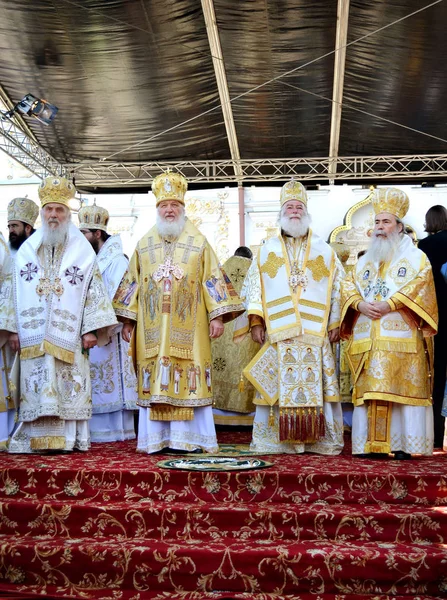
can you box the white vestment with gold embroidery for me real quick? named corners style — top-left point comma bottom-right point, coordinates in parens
top-left (9, 225), bottom-right (118, 453)
top-left (88, 235), bottom-right (137, 442)
top-left (0, 233), bottom-right (16, 450)
top-left (341, 234), bottom-right (437, 455)
top-left (244, 230), bottom-right (344, 454)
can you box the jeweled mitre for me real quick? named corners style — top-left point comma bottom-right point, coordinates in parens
top-left (38, 176), bottom-right (76, 208)
top-left (280, 179), bottom-right (308, 208)
top-left (78, 203), bottom-right (110, 232)
top-left (7, 197), bottom-right (39, 227)
top-left (373, 187), bottom-right (409, 220)
top-left (152, 171), bottom-right (188, 206)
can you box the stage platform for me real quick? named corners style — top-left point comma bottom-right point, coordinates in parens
top-left (0, 429), bottom-right (446, 600)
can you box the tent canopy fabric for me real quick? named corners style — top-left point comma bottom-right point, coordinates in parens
top-left (1, 0), bottom-right (446, 189)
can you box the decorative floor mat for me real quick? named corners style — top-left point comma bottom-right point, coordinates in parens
top-left (157, 456), bottom-right (274, 471)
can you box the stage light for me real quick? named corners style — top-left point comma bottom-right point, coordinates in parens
top-left (3, 93), bottom-right (58, 125)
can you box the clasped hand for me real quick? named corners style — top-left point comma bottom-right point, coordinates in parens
top-left (358, 300), bottom-right (391, 320)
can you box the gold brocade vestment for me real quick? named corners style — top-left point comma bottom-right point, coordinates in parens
top-left (243, 232), bottom-right (345, 452)
top-left (212, 256), bottom-right (258, 422)
top-left (340, 235), bottom-right (438, 453)
top-left (113, 219), bottom-right (243, 421)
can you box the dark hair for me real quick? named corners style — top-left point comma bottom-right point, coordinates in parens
top-left (18, 221), bottom-right (35, 234)
top-left (90, 229), bottom-right (110, 242)
top-left (424, 205), bottom-right (447, 233)
top-left (234, 246), bottom-right (253, 259)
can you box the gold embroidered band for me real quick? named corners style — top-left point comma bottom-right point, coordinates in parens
top-left (269, 308), bottom-right (296, 322)
top-left (150, 404), bottom-right (194, 421)
top-left (299, 312), bottom-right (324, 323)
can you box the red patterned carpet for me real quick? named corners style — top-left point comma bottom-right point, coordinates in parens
top-left (0, 430), bottom-right (446, 600)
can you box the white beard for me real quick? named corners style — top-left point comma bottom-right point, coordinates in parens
top-left (42, 215), bottom-right (71, 246)
top-left (279, 213), bottom-right (311, 239)
top-left (156, 211), bottom-right (186, 240)
top-left (365, 230), bottom-right (401, 263)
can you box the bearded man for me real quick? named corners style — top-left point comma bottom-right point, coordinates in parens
top-left (8, 176), bottom-right (118, 453)
top-left (7, 197), bottom-right (39, 256)
top-left (243, 179), bottom-right (344, 454)
top-left (113, 171), bottom-right (243, 454)
top-left (79, 202), bottom-right (137, 442)
top-left (340, 188), bottom-right (438, 459)
top-left (0, 198), bottom-right (39, 449)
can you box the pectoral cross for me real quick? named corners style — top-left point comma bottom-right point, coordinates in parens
top-left (36, 276), bottom-right (64, 301)
top-left (153, 256), bottom-right (184, 283)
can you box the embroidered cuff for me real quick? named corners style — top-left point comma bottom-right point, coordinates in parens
top-left (353, 299), bottom-right (362, 311)
top-left (249, 314), bottom-right (265, 328)
top-left (387, 297), bottom-right (403, 311)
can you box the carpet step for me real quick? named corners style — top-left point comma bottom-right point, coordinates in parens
top-left (0, 588), bottom-right (445, 600)
top-left (1, 499), bottom-right (446, 544)
top-left (0, 537), bottom-right (446, 597)
top-left (0, 589), bottom-right (445, 600)
top-left (2, 457), bottom-right (447, 505)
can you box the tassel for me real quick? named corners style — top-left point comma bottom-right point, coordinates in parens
top-left (291, 408), bottom-right (297, 441)
top-left (319, 408), bottom-right (325, 438)
top-left (238, 374), bottom-right (245, 392)
top-left (268, 405), bottom-right (275, 427)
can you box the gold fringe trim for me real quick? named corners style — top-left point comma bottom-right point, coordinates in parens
top-left (20, 345), bottom-right (45, 360)
top-left (144, 345), bottom-right (160, 359)
top-left (238, 374), bottom-right (245, 392)
top-left (150, 404), bottom-right (194, 421)
top-left (349, 339), bottom-right (372, 355)
top-left (213, 414), bottom-right (254, 426)
top-left (169, 345), bottom-right (193, 361)
top-left (41, 340), bottom-right (74, 365)
top-left (374, 339), bottom-right (417, 353)
top-left (30, 436), bottom-right (66, 450)
top-left (269, 325), bottom-right (302, 345)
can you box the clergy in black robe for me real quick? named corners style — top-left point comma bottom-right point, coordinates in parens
top-left (418, 205), bottom-right (447, 448)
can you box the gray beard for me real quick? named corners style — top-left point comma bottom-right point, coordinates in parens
top-left (279, 213), bottom-right (311, 239)
top-left (156, 212), bottom-right (186, 240)
top-left (42, 219), bottom-right (70, 247)
top-left (365, 230), bottom-right (401, 263)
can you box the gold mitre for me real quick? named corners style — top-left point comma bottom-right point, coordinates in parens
top-left (152, 171), bottom-right (188, 206)
top-left (78, 202), bottom-right (110, 232)
top-left (373, 187), bottom-right (409, 220)
top-left (280, 179), bottom-right (308, 207)
top-left (38, 176), bottom-right (76, 208)
top-left (7, 197), bottom-right (39, 227)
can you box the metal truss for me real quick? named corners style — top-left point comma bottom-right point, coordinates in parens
top-left (66, 155), bottom-right (447, 187)
top-left (0, 113), bottom-right (65, 179)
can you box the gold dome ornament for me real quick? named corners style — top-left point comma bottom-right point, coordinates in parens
top-left (152, 170), bottom-right (188, 206)
top-left (78, 201), bottom-right (110, 232)
top-left (280, 179), bottom-right (308, 208)
top-left (372, 188), bottom-right (410, 220)
top-left (38, 176), bottom-right (76, 208)
top-left (7, 197), bottom-right (39, 227)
